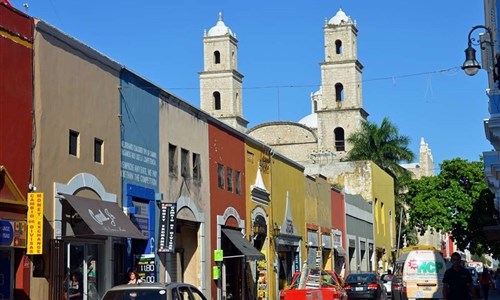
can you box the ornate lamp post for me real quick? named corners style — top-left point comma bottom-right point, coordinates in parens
top-left (462, 25), bottom-right (496, 77)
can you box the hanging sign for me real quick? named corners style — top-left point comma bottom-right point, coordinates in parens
top-left (27, 192), bottom-right (44, 254)
top-left (157, 203), bottom-right (176, 253)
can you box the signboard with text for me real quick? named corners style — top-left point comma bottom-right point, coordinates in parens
top-left (27, 192), bottom-right (43, 254)
top-left (135, 253), bottom-right (156, 283)
top-left (157, 203), bottom-right (176, 253)
top-left (0, 220), bottom-right (26, 248)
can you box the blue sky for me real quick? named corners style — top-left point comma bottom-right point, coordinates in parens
top-left (16, 0), bottom-right (492, 171)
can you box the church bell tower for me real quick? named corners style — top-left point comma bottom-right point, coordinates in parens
top-left (199, 13), bottom-right (248, 132)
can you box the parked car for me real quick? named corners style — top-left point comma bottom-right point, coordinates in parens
top-left (101, 282), bottom-right (207, 300)
top-left (280, 268), bottom-right (348, 300)
top-left (344, 272), bottom-right (387, 300)
top-left (466, 266), bottom-right (482, 298)
top-left (381, 273), bottom-right (393, 295)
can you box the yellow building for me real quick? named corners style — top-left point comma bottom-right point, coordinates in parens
top-left (370, 163), bottom-right (396, 271)
top-left (270, 154), bottom-right (305, 298)
top-left (244, 141), bottom-right (272, 300)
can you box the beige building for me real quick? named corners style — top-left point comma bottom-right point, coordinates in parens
top-left (32, 20), bottom-right (128, 299)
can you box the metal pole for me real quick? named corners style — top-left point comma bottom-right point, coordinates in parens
top-left (397, 207), bottom-right (403, 256)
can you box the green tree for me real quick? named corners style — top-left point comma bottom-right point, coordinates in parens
top-left (404, 158), bottom-right (499, 255)
top-left (346, 117), bottom-right (416, 248)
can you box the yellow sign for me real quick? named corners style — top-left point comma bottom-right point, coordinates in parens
top-left (214, 249), bottom-right (223, 262)
top-left (27, 193), bottom-right (44, 255)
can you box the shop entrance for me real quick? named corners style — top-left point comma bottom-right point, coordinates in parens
top-left (64, 242), bottom-right (101, 300)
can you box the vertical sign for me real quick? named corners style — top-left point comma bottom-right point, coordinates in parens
top-left (157, 203), bottom-right (176, 253)
top-left (27, 192), bottom-right (43, 255)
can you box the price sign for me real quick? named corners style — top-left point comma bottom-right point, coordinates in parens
top-left (135, 254), bottom-right (156, 283)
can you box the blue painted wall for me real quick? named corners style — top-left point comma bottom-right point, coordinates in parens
top-left (120, 70), bottom-right (159, 262)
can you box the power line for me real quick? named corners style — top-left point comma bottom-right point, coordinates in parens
top-left (167, 66), bottom-right (461, 91)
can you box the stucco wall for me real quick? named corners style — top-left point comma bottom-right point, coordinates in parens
top-left (33, 21), bottom-right (122, 233)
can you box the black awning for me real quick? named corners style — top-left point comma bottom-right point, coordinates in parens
top-left (60, 193), bottom-right (147, 240)
top-left (222, 228), bottom-right (265, 261)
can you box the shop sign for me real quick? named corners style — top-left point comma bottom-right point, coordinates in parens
top-left (157, 203), bottom-right (176, 253)
top-left (27, 192), bottom-right (43, 255)
top-left (135, 253), bottom-right (156, 283)
top-left (0, 220), bottom-right (26, 248)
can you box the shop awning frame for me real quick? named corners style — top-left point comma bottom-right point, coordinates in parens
top-left (222, 228), bottom-right (265, 261)
top-left (59, 193), bottom-right (147, 240)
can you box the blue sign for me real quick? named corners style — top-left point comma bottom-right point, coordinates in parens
top-left (0, 221), bottom-right (13, 246)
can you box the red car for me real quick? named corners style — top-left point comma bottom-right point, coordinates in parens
top-left (280, 268), bottom-right (347, 300)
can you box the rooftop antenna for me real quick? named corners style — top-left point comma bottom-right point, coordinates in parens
top-left (23, 3), bottom-right (28, 13)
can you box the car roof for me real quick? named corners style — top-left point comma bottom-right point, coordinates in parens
top-left (105, 282), bottom-right (194, 291)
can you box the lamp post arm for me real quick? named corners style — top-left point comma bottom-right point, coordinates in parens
top-left (467, 25), bottom-right (495, 71)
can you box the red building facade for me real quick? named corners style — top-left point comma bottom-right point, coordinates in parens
top-left (208, 122), bottom-right (251, 300)
top-left (331, 187), bottom-right (347, 277)
top-left (0, 2), bottom-right (33, 299)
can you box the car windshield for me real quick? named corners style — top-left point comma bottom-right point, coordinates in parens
top-left (103, 288), bottom-right (167, 300)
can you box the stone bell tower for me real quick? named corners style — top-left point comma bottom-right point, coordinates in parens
top-left (199, 13), bottom-right (248, 132)
top-left (316, 9), bottom-right (368, 160)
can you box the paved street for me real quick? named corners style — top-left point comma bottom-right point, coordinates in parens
top-left (486, 287), bottom-right (500, 300)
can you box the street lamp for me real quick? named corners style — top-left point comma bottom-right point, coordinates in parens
top-left (462, 25), bottom-right (495, 77)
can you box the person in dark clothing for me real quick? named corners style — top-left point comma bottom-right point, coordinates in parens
top-left (442, 252), bottom-right (477, 300)
top-left (479, 268), bottom-right (493, 300)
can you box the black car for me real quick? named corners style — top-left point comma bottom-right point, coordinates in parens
top-left (344, 272), bottom-right (387, 300)
top-left (101, 282), bottom-right (207, 300)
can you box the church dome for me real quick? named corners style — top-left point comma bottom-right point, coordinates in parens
top-left (328, 8), bottom-right (351, 25)
top-left (298, 113), bottom-right (318, 129)
top-left (207, 12), bottom-right (234, 37)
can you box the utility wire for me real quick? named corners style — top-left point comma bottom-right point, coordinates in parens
top-left (165, 66), bottom-right (461, 91)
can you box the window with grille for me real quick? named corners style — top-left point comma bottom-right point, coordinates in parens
top-left (169, 143), bottom-right (178, 176)
top-left (227, 167), bottom-right (233, 192)
top-left (235, 170), bottom-right (241, 195)
top-left (218, 164), bottom-right (224, 189)
top-left (334, 127), bottom-right (345, 151)
top-left (94, 138), bottom-right (103, 163)
top-left (181, 148), bottom-right (190, 179)
top-left (192, 152), bottom-right (201, 181)
top-left (69, 130), bottom-right (79, 157)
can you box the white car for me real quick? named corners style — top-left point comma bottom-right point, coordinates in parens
top-left (102, 282), bottom-right (207, 300)
top-left (380, 273), bottom-right (393, 295)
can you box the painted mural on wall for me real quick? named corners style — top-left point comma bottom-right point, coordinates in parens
top-left (119, 70), bottom-right (160, 194)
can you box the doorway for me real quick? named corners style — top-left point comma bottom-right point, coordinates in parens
top-left (64, 242), bottom-right (101, 300)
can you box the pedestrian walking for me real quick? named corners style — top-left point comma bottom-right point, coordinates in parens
top-left (442, 252), bottom-right (478, 300)
top-left (479, 268), bottom-right (493, 300)
top-left (495, 269), bottom-right (500, 291)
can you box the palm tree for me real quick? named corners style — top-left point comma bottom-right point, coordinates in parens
top-left (346, 117), bottom-right (414, 180)
top-left (346, 117), bottom-right (417, 248)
